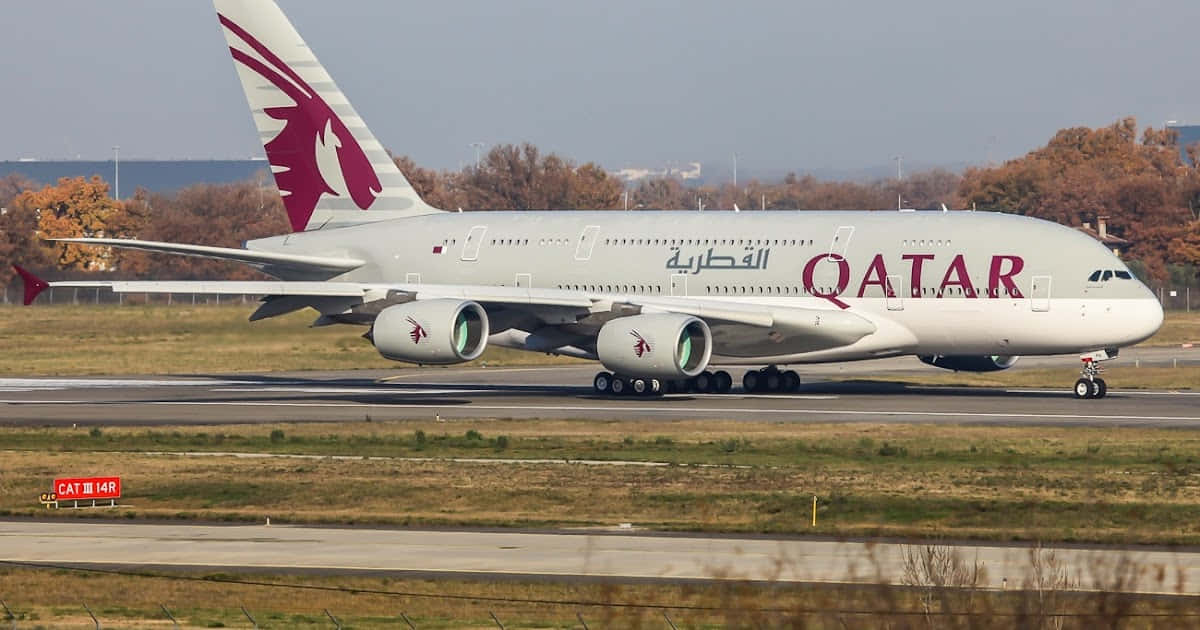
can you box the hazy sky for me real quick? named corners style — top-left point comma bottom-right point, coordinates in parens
top-left (4, 1), bottom-right (1199, 176)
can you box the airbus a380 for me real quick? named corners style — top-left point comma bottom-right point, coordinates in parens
top-left (15, 0), bottom-right (1163, 400)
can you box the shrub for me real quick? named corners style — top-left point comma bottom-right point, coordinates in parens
top-left (269, 429), bottom-right (285, 444)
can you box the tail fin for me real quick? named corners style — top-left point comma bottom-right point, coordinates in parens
top-left (213, 0), bottom-right (440, 232)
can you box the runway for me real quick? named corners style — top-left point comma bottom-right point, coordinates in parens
top-left (1, 520), bottom-right (1196, 594)
top-left (0, 347), bottom-right (1197, 427)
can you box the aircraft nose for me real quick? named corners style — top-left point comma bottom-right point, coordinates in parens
top-left (1127, 295), bottom-right (1164, 346)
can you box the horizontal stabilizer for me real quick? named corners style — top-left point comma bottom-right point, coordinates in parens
top-left (51, 238), bottom-right (363, 278)
top-left (45, 280), bottom-right (370, 297)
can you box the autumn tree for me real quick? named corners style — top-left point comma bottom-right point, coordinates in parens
top-left (959, 117), bottom-right (1196, 282)
top-left (7, 176), bottom-right (121, 271)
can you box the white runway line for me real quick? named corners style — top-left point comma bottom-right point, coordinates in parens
top-left (0, 377), bottom-right (247, 390)
top-left (123, 401), bottom-right (1200, 422)
top-left (208, 387), bottom-right (488, 395)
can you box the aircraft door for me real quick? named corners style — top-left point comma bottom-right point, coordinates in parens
top-left (1031, 275), bottom-right (1051, 312)
top-left (828, 226), bottom-right (854, 260)
top-left (575, 225), bottom-right (600, 261)
top-left (669, 273), bottom-right (688, 297)
top-left (515, 273), bottom-right (532, 288)
top-left (461, 226), bottom-right (487, 261)
top-left (886, 274), bottom-right (903, 311)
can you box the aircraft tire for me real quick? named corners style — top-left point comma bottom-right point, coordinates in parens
top-left (714, 371), bottom-right (733, 394)
top-left (783, 370), bottom-right (801, 392)
top-left (1073, 378), bottom-right (1095, 399)
top-left (610, 377), bottom-right (628, 396)
top-left (742, 370), bottom-right (761, 393)
top-left (593, 372), bottom-right (613, 394)
top-left (632, 378), bottom-right (647, 395)
top-left (693, 371), bottom-right (714, 393)
top-left (765, 372), bottom-right (782, 392)
top-left (1095, 378), bottom-right (1107, 399)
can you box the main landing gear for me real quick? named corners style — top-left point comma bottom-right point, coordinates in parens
top-left (592, 366), bottom-right (800, 396)
top-left (1073, 350), bottom-right (1115, 399)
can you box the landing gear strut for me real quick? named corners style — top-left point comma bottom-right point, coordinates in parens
top-left (1073, 351), bottom-right (1112, 400)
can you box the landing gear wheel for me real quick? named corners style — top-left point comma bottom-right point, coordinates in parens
top-left (693, 371), bottom-right (714, 393)
top-left (764, 371), bottom-right (782, 392)
top-left (631, 378), bottom-right (648, 395)
top-left (593, 372), bottom-right (613, 395)
top-left (1094, 378), bottom-right (1107, 399)
top-left (1073, 378), bottom-right (1096, 399)
top-left (742, 370), bottom-right (761, 393)
top-left (783, 370), bottom-right (801, 392)
top-left (610, 377), bottom-right (628, 396)
top-left (713, 371), bottom-right (733, 394)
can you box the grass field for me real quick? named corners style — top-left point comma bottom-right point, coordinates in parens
top-left (2, 560), bottom-right (1197, 629)
top-left (0, 304), bottom-right (1194, 377)
top-left (0, 303), bottom-right (580, 376)
top-left (6, 420), bottom-right (1200, 545)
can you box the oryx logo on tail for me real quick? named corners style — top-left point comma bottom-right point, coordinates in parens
top-left (407, 317), bottom-right (428, 344)
top-left (218, 14), bottom-right (381, 233)
top-left (631, 331), bottom-right (651, 358)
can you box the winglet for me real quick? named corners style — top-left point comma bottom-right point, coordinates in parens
top-left (12, 265), bottom-right (49, 305)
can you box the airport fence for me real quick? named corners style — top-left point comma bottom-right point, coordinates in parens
top-left (1154, 285), bottom-right (1198, 312)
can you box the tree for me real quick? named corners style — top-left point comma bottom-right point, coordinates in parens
top-left (9, 176), bottom-right (121, 271)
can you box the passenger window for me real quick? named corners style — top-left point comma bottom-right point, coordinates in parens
top-left (1088, 270), bottom-right (1101, 282)
top-left (1101, 270), bottom-right (1113, 281)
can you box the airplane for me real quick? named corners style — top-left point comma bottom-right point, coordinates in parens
top-left (13, 0), bottom-right (1163, 401)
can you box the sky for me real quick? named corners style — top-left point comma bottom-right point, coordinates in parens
top-left (3, 0), bottom-right (1200, 178)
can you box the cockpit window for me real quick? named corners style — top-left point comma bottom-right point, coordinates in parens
top-left (1088, 270), bottom-right (1102, 282)
top-left (1114, 270), bottom-right (1132, 280)
top-left (1101, 270), bottom-right (1113, 281)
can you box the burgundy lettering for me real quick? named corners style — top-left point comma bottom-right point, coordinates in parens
top-left (856, 254), bottom-right (894, 298)
top-left (937, 254), bottom-right (976, 297)
top-left (988, 255), bottom-right (1025, 298)
top-left (901, 254), bottom-right (935, 298)
top-left (802, 253), bottom-right (851, 309)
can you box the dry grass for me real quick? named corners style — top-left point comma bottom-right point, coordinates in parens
top-left (2, 556), bottom-right (1199, 629)
top-left (1142, 311), bottom-right (1200, 347)
top-left (0, 304), bottom-right (580, 376)
top-left (7, 421), bottom-right (1200, 544)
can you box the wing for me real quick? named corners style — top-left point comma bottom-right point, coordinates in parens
top-left (19, 265), bottom-right (874, 358)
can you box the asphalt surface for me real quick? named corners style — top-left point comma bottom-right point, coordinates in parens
top-left (1, 520), bottom-right (1196, 594)
top-left (0, 347), bottom-right (1197, 427)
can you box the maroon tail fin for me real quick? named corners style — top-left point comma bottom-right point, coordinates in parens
top-left (12, 265), bottom-right (49, 305)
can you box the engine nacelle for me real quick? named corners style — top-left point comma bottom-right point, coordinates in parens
top-left (597, 314), bottom-right (712, 379)
top-left (371, 300), bottom-right (489, 364)
top-left (918, 355), bottom-right (1020, 372)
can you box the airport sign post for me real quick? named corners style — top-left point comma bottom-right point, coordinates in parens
top-left (49, 476), bottom-right (121, 509)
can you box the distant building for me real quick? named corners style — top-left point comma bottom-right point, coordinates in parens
top-left (613, 162), bottom-right (702, 184)
top-left (1166, 123), bottom-right (1200, 165)
top-left (1077, 216), bottom-right (1130, 256)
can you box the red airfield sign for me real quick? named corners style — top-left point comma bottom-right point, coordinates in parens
top-left (54, 477), bottom-right (121, 501)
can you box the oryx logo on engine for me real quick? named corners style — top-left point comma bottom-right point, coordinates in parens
top-left (630, 331), bottom-right (651, 358)
top-left (407, 317), bottom-right (428, 344)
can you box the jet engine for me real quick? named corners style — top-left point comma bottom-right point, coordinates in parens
top-left (597, 314), bottom-right (712, 379)
top-left (370, 300), bottom-right (489, 364)
top-left (918, 355), bottom-right (1020, 372)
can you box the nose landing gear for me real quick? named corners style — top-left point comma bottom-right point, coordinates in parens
top-left (1073, 350), bottom-right (1114, 399)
